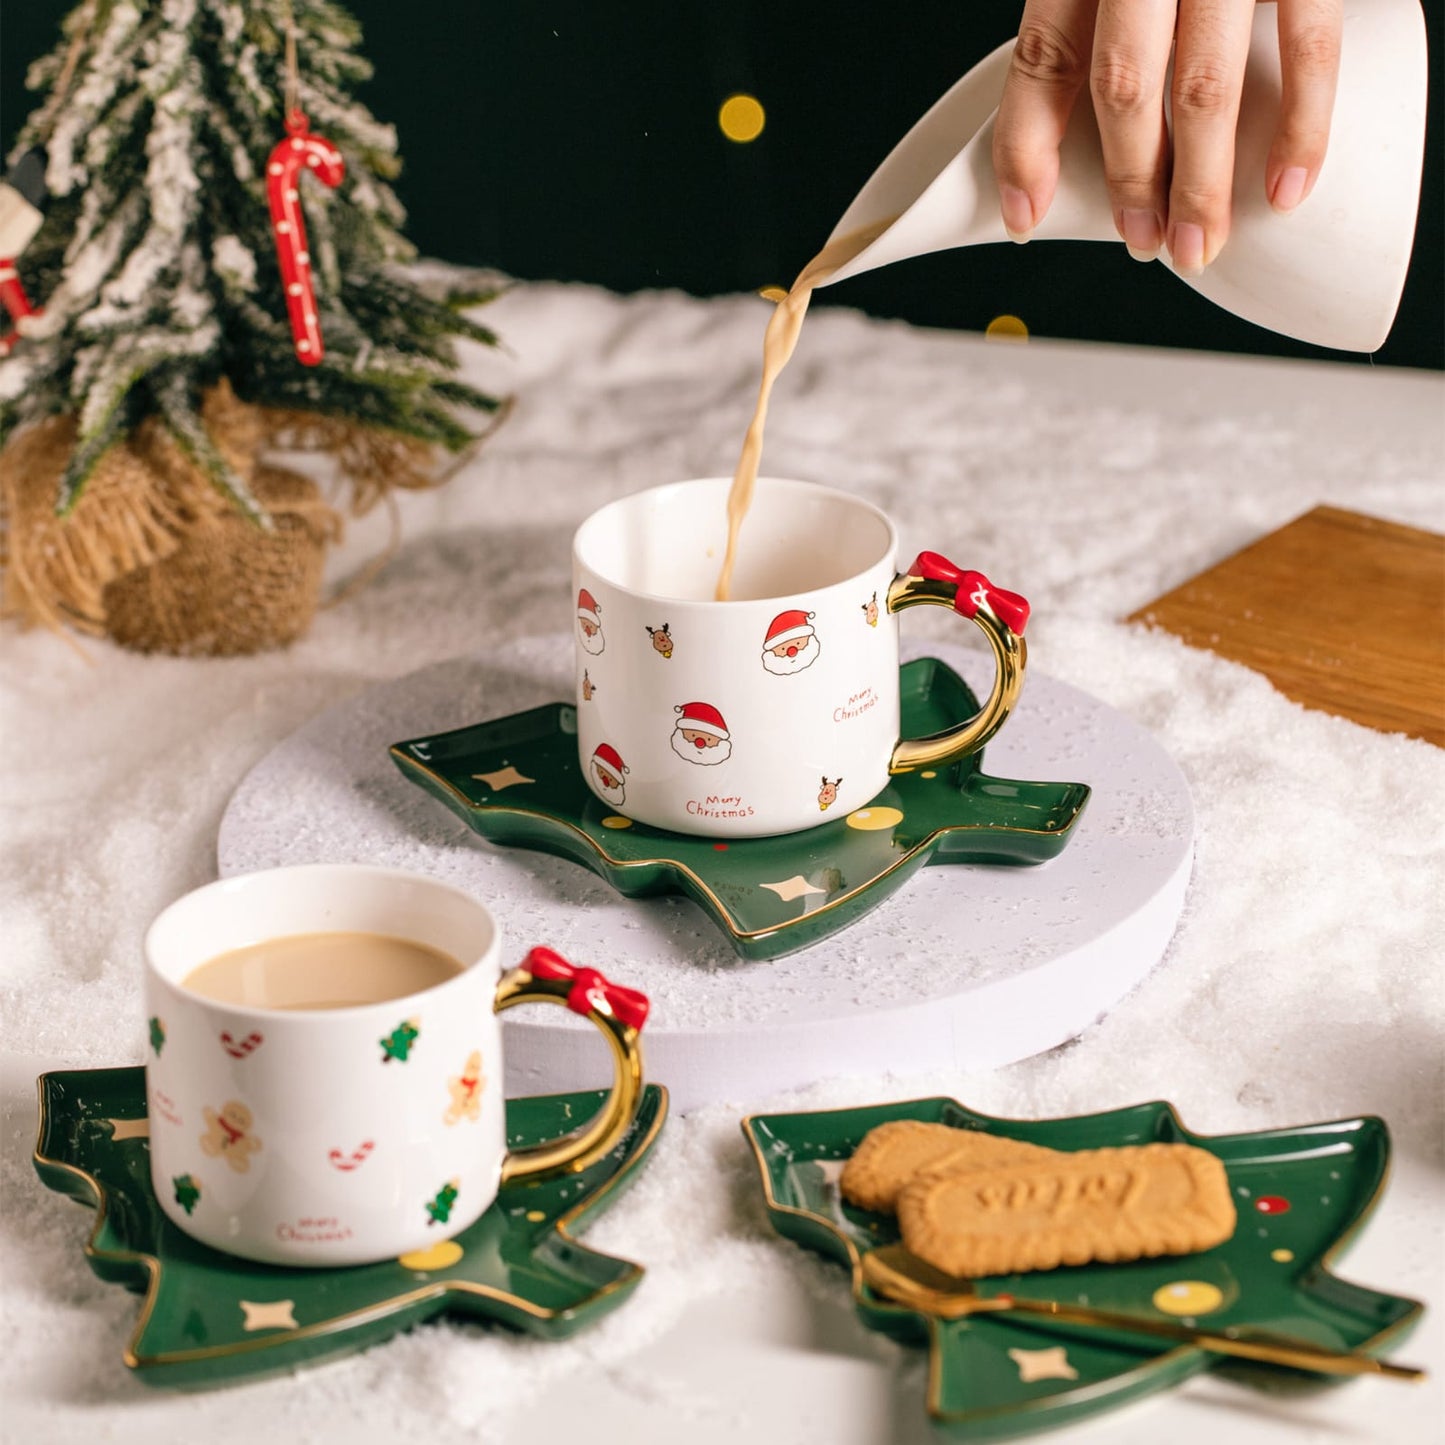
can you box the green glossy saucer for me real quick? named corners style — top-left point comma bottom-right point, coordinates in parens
top-left (390, 657), bottom-right (1090, 961)
top-left (34, 1068), bottom-right (668, 1388)
top-left (743, 1097), bottom-right (1422, 1441)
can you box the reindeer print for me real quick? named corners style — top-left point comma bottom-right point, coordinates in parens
top-left (645, 622), bottom-right (674, 659)
top-left (818, 776), bottom-right (843, 811)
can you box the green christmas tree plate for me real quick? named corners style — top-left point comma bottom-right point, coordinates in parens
top-left (742, 1097), bottom-right (1423, 1440)
top-left (389, 657), bottom-right (1090, 961)
top-left (34, 1067), bottom-right (668, 1388)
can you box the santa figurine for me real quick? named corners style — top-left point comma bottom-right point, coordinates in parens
top-left (761, 609), bottom-right (819, 676)
top-left (577, 588), bottom-right (605, 655)
top-left (589, 743), bottom-right (629, 806)
top-left (671, 702), bottom-right (732, 765)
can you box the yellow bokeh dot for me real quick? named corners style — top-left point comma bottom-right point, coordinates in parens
top-left (601, 815), bottom-right (633, 830)
top-left (1271, 1248), bottom-right (1295, 1263)
top-left (920, 770), bottom-right (937, 779)
top-left (398, 1240), bottom-right (464, 1271)
top-left (719, 94), bottom-right (766, 143)
top-left (758, 284), bottom-right (789, 303)
top-left (846, 806), bottom-right (905, 832)
top-left (1152, 1280), bottom-right (1225, 1317)
top-left (985, 314), bottom-right (1029, 343)
top-left (525, 1209), bottom-right (546, 1222)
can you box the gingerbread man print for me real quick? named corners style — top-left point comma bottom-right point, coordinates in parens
top-left (200, 1100), bottom-right (262, 1174)
top-left (444, 1050), bottom-right (485, 1126)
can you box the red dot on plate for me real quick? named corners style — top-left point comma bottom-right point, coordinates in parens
top-left (1255, 1195), bottom-right (1290, 1214)
top-left (713, 843), bottom-right (729, 851)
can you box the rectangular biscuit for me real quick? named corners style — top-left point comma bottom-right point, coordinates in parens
top-left (839, 1119), bottom-right (1060, 1214)
top-left (897, 1142), bottom-right (1237, 1278)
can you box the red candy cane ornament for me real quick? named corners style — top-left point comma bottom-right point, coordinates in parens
top-left (0, 260), bottom-right (39, 357)
top-left (266, 112), bottom-right (344, 366)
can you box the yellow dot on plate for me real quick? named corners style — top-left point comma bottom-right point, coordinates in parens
top-left (719, 93), bottom-right (766, 143)
top-left (758, 285), bottom-right (789, 303)
top-left (920, 770), bottom-right (937, 779)
top-left (1271, 1248), bottom-right (1294, 1263)
top-left (601, 815), bottom-right (633, 829)
top-left (398, 1240), bottom-right (464, 1271)
top-left (846, 805), bottom-right (904, 832)
top-left (525, 1209), bottom-right (546, 1222)
top-left (1152, 1280), bottom-right (1225, 1316)
top-left (985, 313), bottom-right (1029, 343)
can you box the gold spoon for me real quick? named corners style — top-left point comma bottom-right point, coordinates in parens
top-left (860, 1245), bottom-right (1425, 1381)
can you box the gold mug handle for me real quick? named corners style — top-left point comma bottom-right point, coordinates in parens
top-left (493, 947), bottom-right (648, 1184)
top-left (886, 551), bottom-right (1030, 774)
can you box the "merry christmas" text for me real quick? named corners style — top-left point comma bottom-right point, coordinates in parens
top-left (687, 796), bottom-right (755, 819)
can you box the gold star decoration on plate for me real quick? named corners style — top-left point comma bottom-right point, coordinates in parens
top-left (471, 765), bottom-right (535, 791)
top-left (1008, 1345), bottom-right (1079, 1383)
top-left (758, 875), bottom-right (828, 902)
top-left (239, 1299), bottom-right (298, 1332)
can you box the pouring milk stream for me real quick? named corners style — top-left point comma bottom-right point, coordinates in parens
top-left (713, 0), bottom-right (1426, 600)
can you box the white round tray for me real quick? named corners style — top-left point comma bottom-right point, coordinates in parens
top-left (218, 637), bottom-right (1192, 1112)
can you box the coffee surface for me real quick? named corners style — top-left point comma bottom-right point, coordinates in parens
top-left (182, 931), bottom-right (466, 1010)
top-left (714, 217), bottom-right (896, 601)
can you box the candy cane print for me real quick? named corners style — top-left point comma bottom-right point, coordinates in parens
top-left (328, 1140), bottom-right (375, 1171)
top-left (266, 113), bottom-right (344, 366)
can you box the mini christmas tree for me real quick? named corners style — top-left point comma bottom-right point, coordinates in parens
top-left (0, 0), bottom-right (503, 651)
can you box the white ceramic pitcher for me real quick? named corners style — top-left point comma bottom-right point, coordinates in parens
top-left (819, 0), bottom-right (1427, 352)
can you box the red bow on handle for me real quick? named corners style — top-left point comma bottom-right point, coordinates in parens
top-left (523, 947), bottom-right (650, 1031)
top-left (907, 552), bottom-right (1030, 635)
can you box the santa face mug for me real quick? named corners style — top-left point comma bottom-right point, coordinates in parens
top-left (572, 476), bottom-right (1029, 838)
top-left (144, 864), bottom-right (648, 1267)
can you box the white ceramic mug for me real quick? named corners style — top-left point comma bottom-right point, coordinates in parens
top-left (143, 864), bottom-right (648, 1267)
top-left (571, 476), bottom-right (1029, 837)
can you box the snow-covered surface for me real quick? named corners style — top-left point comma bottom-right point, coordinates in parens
top-left (2, 280), bottom-right (1442, 1443)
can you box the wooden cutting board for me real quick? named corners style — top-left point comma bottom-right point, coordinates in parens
top-left (1129, 505), bottom-right (1445, 746)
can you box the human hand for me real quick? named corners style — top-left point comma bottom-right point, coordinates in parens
top-left (993, 0), bottom-right (1342, 274)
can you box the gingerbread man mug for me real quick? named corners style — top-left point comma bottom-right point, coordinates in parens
top-left (144, 864), bottom-right (649, 1266)
top-left (572, 476), bottom-right (1028, 837)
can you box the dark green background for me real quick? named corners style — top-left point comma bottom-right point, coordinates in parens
top-left (4, 2), bottom-right (1441, 368)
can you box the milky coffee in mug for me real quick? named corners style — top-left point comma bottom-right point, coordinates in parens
top-left (145, 864), bottom-right (649, 1267)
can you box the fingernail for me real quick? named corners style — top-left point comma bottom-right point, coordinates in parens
top-left (1122, 209), bottom-right (1161, 262)
top-left (1271, 166), bottom-right (1309, 213)
top-left (1000, 186), bottom-right (1034, 243)
top-left (1170, 222), bottom-right (1206, 277)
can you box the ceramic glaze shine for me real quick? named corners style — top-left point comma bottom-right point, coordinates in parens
top-left (714, 218), bottom-right (897, 601)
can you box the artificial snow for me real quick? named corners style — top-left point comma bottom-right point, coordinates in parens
top-left (1, 280), bottom-right (1441, 1443)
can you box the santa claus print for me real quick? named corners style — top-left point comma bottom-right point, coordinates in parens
top-left (577, 588), bottom-right (605, 655)
top-left (762, 609), bottom-right (820, 676)
top-left (671, 702), bottom-right (732, 765)
top-left (589, 743), bottom-right (629, 806)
